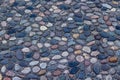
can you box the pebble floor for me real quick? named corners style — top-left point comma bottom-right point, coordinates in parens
top-left (0, 0), bottom-right (120, 80)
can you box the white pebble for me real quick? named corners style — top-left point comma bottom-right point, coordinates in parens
top-left (62, 51), bottom-right (69, 57)
top-left (40, 26), bottom-right (47, 31)
top-left (90, 58), bottom-right (97, 63)
top-left (22, 47), bottom-right (30, 52)
top-left (37, 43), bottom-right (43, 48)
top-left (82, 46), bottom-right (91, 53)
top-left (1, 66), bottom-right (6, 73)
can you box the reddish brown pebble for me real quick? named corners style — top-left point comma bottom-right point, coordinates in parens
top-left (106, 21), bottom-right (112, 26)
top-left (3, 77), bottom-right (11, 80)
top-left (53, 70), bottom-right (61, 76)
top-left (108, 57), bottom-right (118, 63)
top-left (103, 16), bottom-right (109, 21)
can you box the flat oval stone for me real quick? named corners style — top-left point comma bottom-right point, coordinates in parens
top-left (108, 57), bottom-right (118, 63)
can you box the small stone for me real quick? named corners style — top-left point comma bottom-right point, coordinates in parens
top-left (29, 61), bottom-right (39, 66)
top-left (73, 34), bottom-right (79, 38)
top-left (1, 21), bottom-right (7, 27)
top-left (1, 66), bottom-right (6, 73)
top-left (40, 26), bottom-right (47, 31)
top-left (82, 46), bottom-right (91, 53)
top-left (22, 47), bottom-right (30, 52)
top-left (53, 70), bottom-right (61, 76)
top-left (91, 15), bottom-right (99, 19)
top-left (62, 51), bottom-right (69, 57)
top-left (108, 57), bottom-right (118, 63)
top-left (90, 58), bottom-right (97, 64)
top-left (40, 76), bottom-right (47, 80)
top-left (3, 77), bottom-right (11, 80)
top-left (85, 77), bottom-right (92, 80)
top-left (21, 67), bottom-right (31, 74)
top-left (12, 77), bottom-right (21, 80)
top-left (0, 74), bottom-right (2, 80)
top-left (6, 71), bottom-right (15, 76)
top-left (38, 70), bottom-right (46, 75)
top-left (76, 55), bottom-right (84, 62)
top-left (103, 16), bottom-right (109, 21)
top-left (39, 63), bottom-right (47, 69)
top-left (59, 59), bottom-right (68, 63)
top-left (102, 3), bottom-right (112, 9)
top-left (37, 43), bottom-right (43, 48)
top-left (105, 75), bottom-right (112, 80)
top-left (93, 63), bottom-right (101, 74)
top-left (74, 50), bottom-right (82, 54)
top-left (32, 66), bottom-right (40, 73)
top-left (52, 55), bottom-right (61, 59)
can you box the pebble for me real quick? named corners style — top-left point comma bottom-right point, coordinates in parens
top-left (40, 63), bottom-right (47, 69)
top-left (22, 47), bottom-right (30, 52)
top-left (90, 58), bottom-right (97, 64)
top-left (74, 50), bottom-right (82, 55)
top-left (82, 46), bottom-right (91, 53)
top-left (12, 77), bottom-right (21, 80)
top-left (76, 55), bottom-right (84, 62)
top-left (108, 57), bottom-right (118, 63)
top-left (105, 75), bottom-right (112, 80)
top-left (0, 74), bottom-right (2, 80)
top-left (29, 61), bottom-right (39, 66)
top-left (102, 3), bottom-right (112, 9)
top-left (32, 66), bottom-right (40, 73)
top-left (52, 55), bottom-right (62, 59)
top-left (38, 70), bottom-right (46, 75)
top-left (21, 67), bottom-right (31, 74)
top-left (40, 26), bottom-right (48, 31)
top-left (53, 70), bottom-right (61, 76)
top-left (62, 51), bottom-right (69, 57)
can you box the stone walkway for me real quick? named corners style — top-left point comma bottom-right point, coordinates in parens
top-left (0, 0), bottom-right (120, 80)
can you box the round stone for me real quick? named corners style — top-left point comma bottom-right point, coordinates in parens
top-left (90, 58), bottom-right (97, 64)
top-left (76, 55), bottom-right (84, 62)
top-left (39, 63), bottom-right (47, 69)
top-left (82, 46), bottom-right (91, 53)
top-left (37, 43), bottom-right (43, 48)
top-left (62, 51), bottom-right (69, 57)
top-left (40, 26), bottom-right (47, 31)
top-left (32, 66), bottom-right (40, 73)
